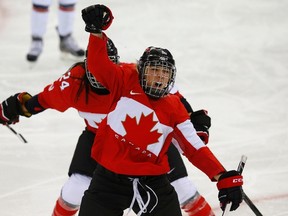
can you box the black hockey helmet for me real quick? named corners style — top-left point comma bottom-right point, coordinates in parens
top-left (138, 46), bottom-right (176, 99)
top-left (86, 37), bottom-right (119, 89)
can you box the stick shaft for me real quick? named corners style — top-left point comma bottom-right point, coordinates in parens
top-left (239, 155), bottom-right (263, 216)
top-left (237, 155), bottom-right (247, 174)
top-left (243, 192), bottom-right (263, 216)
top-left (6, 124), bottom-right (28, 143)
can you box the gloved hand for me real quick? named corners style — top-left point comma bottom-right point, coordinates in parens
top-left (81, 4), bottom-right (114, 33)
top-left (0, 92), bottom-right (32, 125)
top-left (190, 110), bottom-right (211, 144)
top-left (217, 170), bottom-right (243, 211)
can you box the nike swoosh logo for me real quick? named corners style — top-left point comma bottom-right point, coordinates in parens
top-left (130, 90), bottom-right (141, 95)
top-left (167, 167), bottom-right (175, 175)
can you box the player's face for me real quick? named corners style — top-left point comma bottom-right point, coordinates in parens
top-left (144, 65), bottom-right (171, 90)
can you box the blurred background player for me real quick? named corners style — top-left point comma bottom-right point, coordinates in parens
top-left (26, 0), bottom-right (85, 62)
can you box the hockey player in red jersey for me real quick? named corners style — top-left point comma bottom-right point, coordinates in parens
top-left (76, 4), bottom-right (244, 216)
top-left (1, 39), bottom-right (216, 215)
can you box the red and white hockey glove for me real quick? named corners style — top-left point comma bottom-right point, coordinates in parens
top-left (0, 92), bottom-right (32, 125)
top-left (217, 170), bottom-right (243, 211)
top-left (190, 110), bottom-right (211, 144)
top-left (81, 4), bottom-right (114, 33)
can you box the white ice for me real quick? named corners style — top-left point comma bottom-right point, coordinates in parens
top-left (0, 0), bottom-right (288, 215)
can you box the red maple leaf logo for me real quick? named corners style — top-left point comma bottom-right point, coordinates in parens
top-left (122, 112), bottom-right (162, 147)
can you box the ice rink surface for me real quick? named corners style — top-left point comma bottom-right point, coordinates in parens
top-left (0, 0), bottom-right (288, 215)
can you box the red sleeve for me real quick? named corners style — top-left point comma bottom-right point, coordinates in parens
top-left (86, 34), bottom-right (123, 93)
top-left (38, 66), bottom-right (83, 112)
top-left (172, 97), bottom-right (225, 180)
top-left (188, 147), bottom-right (225, 181)
top-left (175, 125), bottom-right (225, 180)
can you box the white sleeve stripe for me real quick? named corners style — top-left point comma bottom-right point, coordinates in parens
top-left (176, 120), bottom-right (205, 150)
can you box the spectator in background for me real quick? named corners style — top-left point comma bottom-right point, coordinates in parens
top-left (26, 0), bottom-right (84, 62)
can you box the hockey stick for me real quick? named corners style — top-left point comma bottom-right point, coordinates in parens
top-left (5, 124), bottom-right (28, 143)
top-left (222, 155), bottom-right (263, 216)
top-left (236, 156), bottom-right (263, 216)
top-left (242, 192), bottom-right (263, 216)
top-left (222, 155), bottom-right (247, 216)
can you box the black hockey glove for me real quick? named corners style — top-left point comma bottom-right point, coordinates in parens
top-left (217, 170), bottom-right (243, 211)
top-left (0, 92), bottom-right (32, 125)
top-left (81, 4), bottom-right (114, 33)
top-left (190, 110), bottom-right (211, 144)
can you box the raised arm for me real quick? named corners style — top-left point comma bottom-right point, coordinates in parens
top-left (81, 5), bottom-right (121, 91)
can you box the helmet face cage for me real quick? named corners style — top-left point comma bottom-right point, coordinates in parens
top-left (107, 38), bottom-right (120, 64)
top-left (85, 60), bottom-right (106, 89)
top-left (108, 55), bottom-right (119, 64)
top-left (139, 47), bottom-right (176, 99)
top-left (85, 38), bottom-right (119, 89)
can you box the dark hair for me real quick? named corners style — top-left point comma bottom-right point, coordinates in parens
top-left (62, 62), bottom-right (109, 105)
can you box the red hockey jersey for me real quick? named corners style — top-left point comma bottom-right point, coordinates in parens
top-left (87, 34), bottom-right (225, 178)
top-left (37, 64), bottom-right (112, 133)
